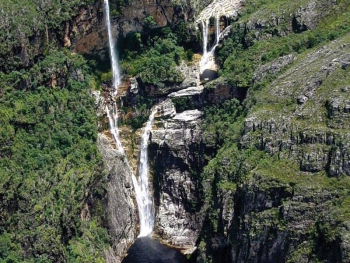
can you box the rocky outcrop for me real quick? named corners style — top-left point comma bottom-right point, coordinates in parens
top-left (231, 0), bottom-right (338, 43)
top-left (242, 36), bottom-right (350, 175)
top-left (97, 133), bottom-right (138, 262)
top-left (73, 0), bottom-right (199, 57)
top-left (72, 1), bottom-right (106, 55)
top-left (140, 62), bottom-right (201, 97)
top-left (149, 100), bottom-right (206, 251)
top-left (203, 77), bottom-right (247, 103)
top-left (253, 54), bottom-right (296, 83)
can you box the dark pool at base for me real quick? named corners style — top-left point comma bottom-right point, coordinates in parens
top-left (122, 237), bottom-right (188, 263)
top-left (200, 69), bottom-right (219, 83)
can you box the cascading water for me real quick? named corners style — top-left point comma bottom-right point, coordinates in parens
top-left (104, 0), bottom-right (125, 154)
top-left (199, 16), bottom-right (221, 73)
top-left (104, 0), bottom-right (157, 239)
top-left (104, 0), bottom-right (121, 95)
top-left (215, 15), bottom-right (220, 47)
top-left (105, 105), bottom-right (125, 154)
top-left (133, 108), bottom-right (158, 237)
top-left (201, 19), bottom-right (209, 57)
top-left (104, 0), bottom-right (156, 238)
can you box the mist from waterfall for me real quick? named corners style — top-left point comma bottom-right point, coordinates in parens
top-left (133, 108), bottom-right (158, 237)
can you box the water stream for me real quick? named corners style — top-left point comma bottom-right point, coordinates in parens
top-left (104, 0), bottom-right (121, 95)
top-left (133, 108), bottom-right (158, 237)
top-left (104, 0), bottom-right (155, 239)
top-left (201, 19), bottom-right (209, 57)
top-left (199, 16), bottom-right (222, 74)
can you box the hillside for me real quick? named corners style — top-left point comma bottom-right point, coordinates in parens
top-left (0, 0), bottom-right (349, 262)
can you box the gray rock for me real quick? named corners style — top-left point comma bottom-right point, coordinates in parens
top-left (97, 133), bottom-right (138, 262)
top-left (169, 86), bottom-right (204, 98)
top-left (149, 108), bottom-right (205, 250)
top-left (156, 99), bottom-right (177, 118)
top-left (253, 54), bottom-right (296, 83)
top-left (130, 77), bottom-right (139, 94)
top-left (173, 110), bottom-right (203, 122)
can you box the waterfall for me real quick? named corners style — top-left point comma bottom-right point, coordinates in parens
top-left (201, 19), bottom-right (209, 57)
top-left (104, 0), bottom-right (125, 154)
top-left (104, 0), bottom-right (157, 238)
top-left (199, 15), bottom-right (223, 73)
top-left (104, 0), bottom-right (121, 96)
top-left (215, 15), bottom-right (220, 47)
top-left (133, 108), bottom-right (158, 237)
top-left (105, 104), bottom-right (125, 155)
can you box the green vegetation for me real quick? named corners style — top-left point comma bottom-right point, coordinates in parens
top-left (0, 0), bottom-right (95, 71)
top-left (172, 97), bottom-right (196, 113)
top-left (110, 0), bottom-right (130, 16)
top-left (121, 36), bottom-right (185, 87)
top-left (121, 24), bottom-right (195, 88)
top-left (196, 0), bottom-right (350, 261)
top-left (121, 97), bottom-right (153, 130)
top-left (218, 0), bottom-right (350, 88)
top-left (0, 49), bottom-right (109, 263)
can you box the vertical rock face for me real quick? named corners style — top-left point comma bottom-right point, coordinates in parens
top-left (72, 0), bottom-right (197, 56)
top-left (97, 133), bottom-right (138, 262)
top-left (148, 101), bottom-right (206, 251)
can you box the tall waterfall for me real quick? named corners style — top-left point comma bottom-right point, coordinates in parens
top-left (104, 0), bottom-right (124, 154)
top-left (104, 0), bottom-right (121, 96)
top-left (104, 0), bottom-right (156, 238)
top-left (133, 108), bottom-right (158, 237)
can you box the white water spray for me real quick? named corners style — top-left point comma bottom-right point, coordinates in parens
top-left (133, 108), bottom-right (158, 237)
top-left (104, 0), bottom-right (121, 96)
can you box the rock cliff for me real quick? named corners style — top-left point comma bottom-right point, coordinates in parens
top-left (97, 133), bottom-right (138, 262)
top-left (150, 101), bottom-right (205, 251)
top-left (194, 27), bottom-right (350, 263)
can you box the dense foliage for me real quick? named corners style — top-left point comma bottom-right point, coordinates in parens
top-left (0, 0), bottom-right (95, 71)
top-left (120, 24), bottom-right (194, 87)
top-left (0, 1), bottom-right (111, 262)
top-left (0, 49), bottom-right (109, 263)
